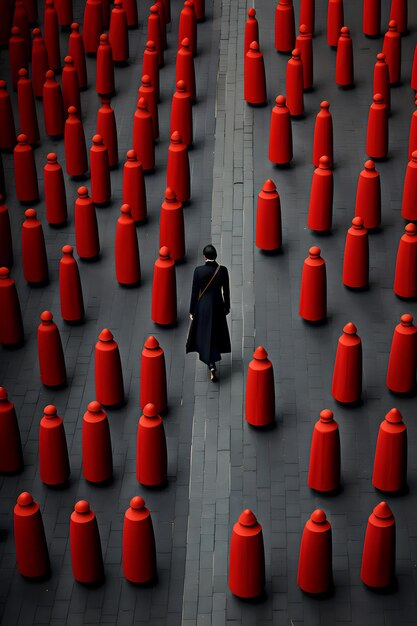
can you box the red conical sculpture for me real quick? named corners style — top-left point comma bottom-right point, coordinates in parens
top-left (332, 322), bottom-right (362, 404)
top-left (13, 0), bottom-right (31, 60)
top-left (62, 55), bottom-right (81, 115)
top-left (95, 100), bottom-right (118, 167)
top-left (9, 27), bottom-right (28, 90)
top-left (244, 8), bottom-right (259, 57)
top-left (37, 311), bottom-right (66, 387)
top-left (393, 223), bottom-right (417, 299)
top-left (133, 98), bottom-right (155, 171)
top-left (31, 28), bottom-right (48, 98)
top-left (408, 97), bottom-right (417, 161)
top-left (275, 0), bottom-right (295, 53)
top-left (170, 80), bottom-right (193, 145)
top-left (366, 94), bottom-right (388, 160)
top-left (342, 217), bottom-right (369, 289)
top-left (44, 0), bottom-right (61, 72)
top-left (244, 42), bottom-right (266, 106)
top-left (59, 245), bottom-right (85, 322)
top-left (109, 0), bottom-right (129, 63)
top-left (136, 403), bottom-right (167, 486)
top-left (140, 336), bottom-right (167, 413)
top-left (167, 132), bottom-right (190, 204)
top-left (373, 52), bottom-right (390, 113)
top-left (363, 0), bottom-right (381, 37)
top-left (115, 204), bottom-right (141, 285)
top-left (14, 134), bottom-right (39, 203)
top-left (269, 95), bottom-right (293, 165)
top-left (44, 154), bottom-right (67, 225)
top-left (96, 34), bottom-right (115, 97)
top-left (176, 38), bottom-right (196, 103)
top-left (0, 268), bottom-right (24, 347)
top-left (299, 246), bottom-right (327, 322)
top-left (138, 75), bottom-right (159, 140)
top-left (336, 26), bottom-right (354, 87)
top-left (382, 20), bottom-right (401, 85)
top-left (123, 150), bottom-right (147, 223)
top-left (308, 410), bottom-right (340, 492)
top-left (401, 151), bottom-right (417, 221)
top-left (297, 510), bottom-right (333, 594)
top-left (386, 314), bottom-right (417, 394)
top-left (0, 387), bottom-right (23, 473)
top-left (178, 0), bottom-right (197, 57)
top-left (152, 247), bottom-right (177, 325)
top-left (312, 101), bottom-right (333, 167)
top-left (69, 23), bottom-right (88, 90)
top-left (124, 0), bottom-right (138, 27)
top-left (159, 188), bottom-right (185, 262)
top-left (148, 4), bottom-right (163, 66)
top-left (0, 199), bottom-right (13, 268)
top-left (83, 0), bottom-right (103, 54)
top-left (0, 81), bottom-right (16, 151)
top-left (255, 179), bottom-right (282, 251)
top-left (245, 346), bottom-right (275, 427)
top-left (21, 209), bottom-right (48, 284)
top-left (412, 46), bottom-right (417, 92)
top-left (307, 156), bottom-right (333, 231)
top-left (55, 0), bottom-right (73, 27)
top-left (327, 0), bottom-right (344, 47)
top-left (39, 405), bottom-right (70, 485)
top-left (70, 500), bottom-right (104, 583)
top-left (300, 0), bottom-right (315, 35)
top-left (390, 0), bottom-right (407, 34)
top-left (142, 40), bottom-right (160, 102)
top-left (17, 69), bottom-right (40, 145)
top-left (286, 48), bottom-right (304, 116)
top-left (14, 493), bottom-right (50, 578)
top-left (90, 134), bottom-right (111, 205)
top-left (102, 0), bottom-right (111, 28)
top-left (360, 502), bottom-right (395, 588)
top-left (123, 496), bottom-right (157, 583)
top-left (355, 160), bottom-right (381, 229)
top-left (95, 329), bottom-right (124, 406)
top-left (296, 25), bottom-right (313, 91)
top-left (74, 186), bottom-right (100, 259)
top-left (228, 510), bottom-right (265, 598)
top-left (43, 70), bottom-right (65, 137)
top-left (372, 409), bottom-right (407, 492)
top-left (64, 107), bottom-right (88, 177)
top-left (82, 401), bottom-right (113, 482)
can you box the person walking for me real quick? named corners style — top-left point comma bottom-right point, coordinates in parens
top-left (186, 245), bottom-right (231, 381)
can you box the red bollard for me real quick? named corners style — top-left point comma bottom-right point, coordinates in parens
top-left (327, 0), bottom-right (344, 47)
top-left (228, 510), bottom-right (265, 598)
top-left (366, 93), bottom-right (388, 159)
top-left (296, 25), bottom-right (313, 91)
top-left (123, 496), bottom-right (157, 583)
top-left (148, 5), bottom-right (163, 66)
top-left (299, 246), bottom-right (327, 322)
top-left (342, 217), bottom-right (369, 289)
top-left (140, 336), bottom-right (167, 413)
top-left (123, 150), bottom-right (147, 223)
top-left (74, 186), bottom-right (100, 259)
top-left (0, 158), bottom-right (5, 202)
top-left (9, 27), bottom-right (28, 90)
top-left (308, 410), bottom-right (340, 492)
top-left (155, 0), bottom-right (167, 51)
top-left (312, 101), bottom-right (333, 167)
top-left (62, 56), bottom-right (81, 115)
top-left (102, 0), bottom-right (111, 29)
top-left (39, 405), bottom-right (70, 485)
top-left (82, 401), bottom-right (113, 482)
top-left (31, 28), bottom-right (49, 98)
top-left (44, 153), bottom-right (67, 226)
top-left (244, 42), bottom-right (267, 106)
top-left (178, 0), bottom-right (197, 57)
top-left (408, 97), bottom-right (417, 161)
top-left (390, 0), bottom-right (407, 35)
top-left (412, 45), bottom-right (417, 92)
top-left (124, 0), bottom-right (138, 28)
top-left (394, 223), bottom-right (417, 298)
top-left (96, 34), bottom-right (115, 96)
top-left (382, 20), bottom-right (401, 85)
top-left (14, 134), bottom-right (39, 203)
top-left (83, 0), bottom-right (103, 54)
top-left (193, 0), bottom-right (204, 22)
top-left (176, 38), bottom-right (196, 103)
top-left (255, 179), bottom-right (282, 251)
top-left (43, 70), bottom-right (65, 137)
top-left (297, 510), bottom-right (333, 594)
top-left (159, 188), bottom-right (185, 262)
top-left (360, 502), bottom-right (395, 588)
top-left (109, 0), bottom-right (129, 63)
top-left (143, 40), bottom-right (160, 102)
top-left (17, 69), bottom-right (40, 145)
top-left (0, 267), bottom-right (24, 347)
top-left (0, 0), bottom-right (12, 48)
top-left (90, 134), bottom-right (111, 205)
top-left (70, 500), bottom-right (104, 583)
top-left (167, 131), bottom-right (190, 204)
top-left (55, 0), bottom-right (73, 27)
top-left (307, 156), bottom-right (333, 232)
top-left (69, 23), bottom-right (88, 91)
top-left (401, 151), bottom-right (417, 221)
top-left (162, 0), bottom-right (171, 24)
top-left (286, 48), bottom-right (304, 116)
top-left (95, 329), bottom-right (124, 406)
top-left (300, 0), bottom-right (315, 35)
top-left (59, 245), bottom-right (85, 322)
top-left (363, 0), bottom-right (381, 37)
top-left (24, 0), bottom-right (39, 25)
top-left (138, 75), bottom-right (159, 140)
top-left (269, 95), bottom-right (293, 165)
top-left (386, 314), bottom-right (417, 394)
top-left (244, 8), bottom-right (259, 57)
top-left (372, 408), bottom-right (407, 492)
top-left (170, 80), bottom-right (193, 146)
top-left (44, 0), bottom-right (61, 72)
top-left (0, 81), bottom-right (17, 151)
top-left (14, 493), bottom-right (50, 578)
top-left (245, 346), bottom-right (275, 427)
top-left (115, 204), bottom-right (141, 285)
top-left (0, 387), bottom-right (23, 473)
top-left (133, 98), bottom-right (155, 171)
top-left (64, 107), bottom-right (88, 177)
top-left (336, 26), bottom-right (354, 87)
top-left (38, 311), bottom-right (67, 387)
top-left (13, 0), bottom-right (31, 61)
top-left (136, 403), bottom-right (167, 486)
top-left (332, 322), bottom-right (362, 404)
top-left (21, 209), bottom-right (48, 284)
top-left (152, 247), bottom-right (177, 325)
top-left (0, 198), bottom-right (13, 268)
top-left (373, 52), bottom-right (390, 113)
top-left (275, 0), bottom-right (295, 53)
top-left (96, 98), bottom-right (118, 168)
top-left (355, 160), bottom-right (381, 230)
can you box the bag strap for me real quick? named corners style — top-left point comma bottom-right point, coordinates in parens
top-left (197, 265), bottom-right (221, 301)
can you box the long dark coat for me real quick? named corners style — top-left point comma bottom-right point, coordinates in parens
top-left (186, 261), bottom-right (231, 365)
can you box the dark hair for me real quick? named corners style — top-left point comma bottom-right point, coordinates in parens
top-left (203, 244), bottom-right (217, 260)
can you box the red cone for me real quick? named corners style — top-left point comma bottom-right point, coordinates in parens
top-left (13, 0), bottom-right (31, 61)
top-left (24, 0), bottom-right (39, 24)
top-left (0, 0), bottom-right (12, 47)
top-left (95, 329), bottom-right (124, 406)
top-left (83, 0), bottom-right (103, 54)
top-left (69, 23), bottom-right (88, 90)
top-left (176, 38), bottom-right (196, 103)
top-left (17, 69), bottom-right (40, 145)
top-left (55, 0), bottom-right (73, 27)
top-left (37, 311), bottom-right (66, 387)
top-left (96, 34), bottom-right (115, 96)
top-left (155, 0), bottom-right (167, 51)
top-left (312, 101), bottom-right (333, 167)
top-left (0, 387), bottom-right (23, 473)
top-left (372, 409), bottom-right (407, 492)
top-left (64, 106), bottom-right (88, 177)
top-left (300, 0), bottom-right (315, 35)
top-left (366, 93), bottom-right (388, 159)
top-left (193, 0), bottom-right (203, 21)
top-left (133, 98), bottom-right (155, 171)
top-left (244, 8), bottom-right (259, 57)
top-left (355, 160), bottom-right (381, 229)
top-left (299, 246), bottom-right (327, 322)
top-left (0, 267), bottom-right (24, 346)
top-left (142, 40), bottom-right (160, 102)
top-left (389, 0), bottom-right (407, 35)
top-left (170, 80), bottom-right (193, 146)
top-left (152, 246), bottom-right (177, 325)
top-left (138, 75), bottom-right (159, 140)
top-left (70, 500), bottom-right (104, 583)
top-left (123, 496), bottom-right (157, 583)
top-left (286, 48), bottom-right (304, 116)
top-left (373, 52), bottom-right (390, 113)
top-left (412, 45), bottom-right (417, 92)
top-left (21, 209), bottom-right (48, 284)
top-left (82, 401), bottom-right (113, 482)
top-left (336, 26), bottom-right (354, 87)
top-left (14, 134), bottom-right (39, 203)
top-left (244, 42), bottom-right (267, 106)
top-left (62, 55), bottom-right (81, 115)
top-left (115, 204), bottom-right (141, 285)
top-left (14, 493), bottom-right (50, 578)
top-left (297, 510), bottom-right (333, 594)
top-left (162, 0), bottom-right (171, 24)
top-left (159, 188), bottom-right (185, 262)
top-left (136, 403), bottom-right (167, 486)
top-left (308, 410), bottom-right (340, 492)
top-left (96, 98), bottom-right (118, 168)
top-left (43, 153), bottom-right (67, 226)
top-left (228, 510), bottom-right (265, 598)
top-left (363, 0), bottom-right (381, 36)
top-left (255, 179), bottom-right (282, 251)
top-left (342, 217), bottom-right (369, 289)
top-left (0, 199), bottom-right (13, 268)
top-left (9, 27), bottom-right (28, 90)
top-left (382, 20), bottom-right (401, 85)
top-left (360, 502), bottom-right (395, 588)
top-left (408, 97), bottom-right (417, 161)
top-left (327, 0), bottom-right (344, 47)
top-left (31, 28), bottom-right (48, 98)
top-left (386, 314), bottom-right (417, 394)
top-left (74, 186), bottom-right (100, 259)
top-left (275, 0), bottom-right (295, 53)
top-left (59, 245), bottom-right (85, 322)
top-left (307, 156), bottom-right (333, 231)
top-left (332, 322), bottom-right (362, 404)
top-left (124, 0), bottom-right (138, 27)
top-left (148, 4), bottom-right (163, 66)
top-left (245, 346), bottom-right (275, 427)
top-left (90, 134), bottom-right (111, 205)
top-left (393, 223), bottom-right (417, 298)
top-left (39, 405), bottom-right (70, 485)
top-left (401, 151), bottom-right (417, 221)
top-left (0, 81), bottom-right (16, 151)
top-left (109, 0), bottom-right (129, 63)
top-left (178, 0), bottom-right (197, 57)
top-left (268, 95), bottom-right (293, 165)
top-left (140, 336), bottom-right (167, 413)
top-left (122, 150), bottom-right (147, 223)
top-left (296, 25), bottom-right (313, 91)
top-left (101, 0), bottom-right (111, 29)
top-left (167, 131), bottom-right (190, 204)
top-left (44, 0), bottom-right (61, 72)
top-left (43, 70), bottom-right (65, 137)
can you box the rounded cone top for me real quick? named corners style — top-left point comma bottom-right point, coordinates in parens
top-left (373, 501), bottom-right (393, 519)
top-left (248, 8), bottom-right (256, 17)
top-left (320, 100), bottom-right (330, 109)
top-left (171, 130), bottom-right (182, 143)
top-left (146, 40), bottom-right (156, 49)
top-left (262, 179), bottom-right (276, 193)
top-left (249, 41), bottom-right (259, 52)
top-left (373, 93), bottom-right (384, 104)
top-left (32, 28), bottom-right (41, 37)
top-left (17, 492), bottom-right (33, 507)
top-left (165, 187), bottom-right (176, 201)
top-left (388, 19), bottom-right (397, 30)
top-left (253, 346), bottom-right (268, 360)
top-left (67, 105), bottom-right (78, 116)
top-left (77, 186), bottom-right (89, 197)
top-left (377, 52), bottom-right (386, 61)
top-left (352, 216), bottom-right (364, 229)
top-left (114, 0), bottom-right (122, 7)
top-left (126, 149), bottom-right (137, 160)
top-left (412, 150), bottom-right (417, 162)
top-left (0, 387), bottom-right (8, 400)
top-left (343, 322), bottom-right (357, 335)
top-left (0, 267), bottom-right (10, 278)
top-left (400, 313), bottom-right (413, 326)
top-left (276, 95), bottom-right (286, 107)
top-left (100, 33), bottom-right (109, 43)
top-left (64, 55), bottom-right (73, 64)
top-left (40, 310), bottom-right (53, 323)
top-left (320, 409), bottom-right (334, 423)
top-left (142, 74), bottom-right (151, 85)
top-left (120, 204), bottom-right (132, 215)
top-left (309, 246), bottom-right (321, 258)
top-left (98, 328), bottom-right (114, 342)
top-left (311, 509), bottom-right (327, 524)
top-left (318, 155), bottom-right (330, 169)
top-left (18, 68), bottom-right (28, 77)
top-left (159, 246), bottom-right (171, 259)
top-left (88, 400), bottom-right (101, 413)
top-left (11, 26), bottom-right (21, 36)
top-left (385, 408), bottom-right (403, 424)
top-left (291, 48), bottom-right (301, 58)
top-left (364, 159), bottom-right (375, 170)
top-left (144, 335), bottom-right (160, 349)
top-left (181, 37), bottom-right (190, 47)
top-left (340, 26), bottom-right (350, 35)
top-left (92, 134), bottom-right (103, 144)
top-left (130, 496), bottom-right (145, 509)
top-left (99, 97), bottom-right (111, 106)
top-left (143, 402), bottom-right (157, 417)
top-left (71, 23), bottom-right (79, 31)
top-left (24, 208), bottom-right (37, 219)
top-left (44, 404), bottom-right (57, 417)
top-left (46, 69), bottom-right (55, 79)
top-left (62, 244), bottom-right (73, 255)
top-left (17, 134), bottom-right (28, 144)
top-left (47, 152), bottom-right (58, 163)
top-left (75, 500), bottom-right (90, 514)
top-left (405, 223), bottom-right (417, 235)
top-left (299, 24), bottom-right (309, 35)
top-left (238, 509), bottom-right (258, 527)
top-left (137, 97), bottom-right (148, 110)
top-left (150, 4), bottom-right (158, 13)
top-left (176, 79), bottom-right (186, 91)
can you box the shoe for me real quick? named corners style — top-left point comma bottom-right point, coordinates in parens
top-left (209, 366), bottom-right (217, 382)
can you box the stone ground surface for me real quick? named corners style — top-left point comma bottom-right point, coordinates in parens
top-left (1, 0), bottom-right (417, 624)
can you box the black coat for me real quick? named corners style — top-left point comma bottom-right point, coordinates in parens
top-left (186, 261), bottom-right (231, 365)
